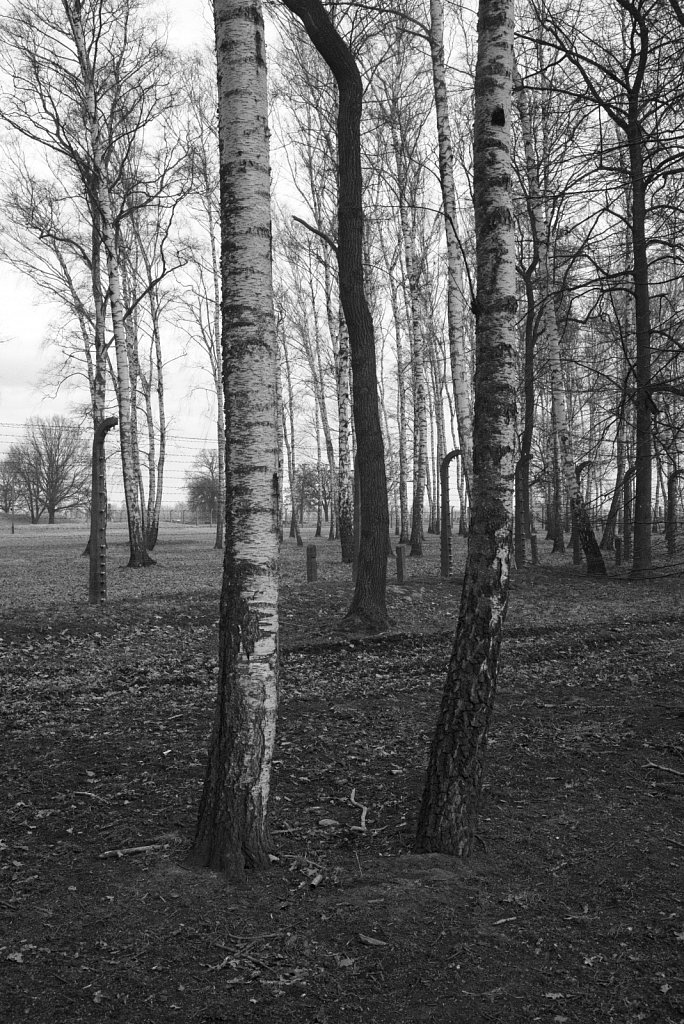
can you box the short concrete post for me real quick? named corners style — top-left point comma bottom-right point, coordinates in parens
top-left (530, 532), bottom-right (539, 565)
top-left (396, 544), bottom-right (405, 584)
top-left (306, 544), bottom-right (318, 582)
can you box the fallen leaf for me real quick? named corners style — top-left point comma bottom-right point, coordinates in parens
top-left (358, 933), bottom-right (387, 947)
top-left (7, 952), bottom-right (23, 963)
top-left (318, 818), bottom-right (339, 827)
top-left (545, 992), bottom-right (564, 1000)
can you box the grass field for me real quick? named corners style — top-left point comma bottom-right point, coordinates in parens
top-left (0, 522), bottom-right (682, 1023)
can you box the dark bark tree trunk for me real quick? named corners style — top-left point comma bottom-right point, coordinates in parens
top-left (666, 469), bottom-right (682, 555)
top-left (551, 414), bottom-right (565, 553)
top-left (628, 115), bottom-right (653, 573)
top-left (282, 0), bottom-right (389, 630)
top-left (623, 466), bottom-right (635, 564)
top-left (89, 417), bottom-right (118, 606)
top-left (515, 271), bottom-right (537, 567)
top-left (601, 411), bottom-right (625, 551)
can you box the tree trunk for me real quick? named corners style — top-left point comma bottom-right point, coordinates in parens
top-left (315, 403), bottom-right (323, 538)
top-left (416, 0), bottom-right (517, 856)
top-left (189, 0), bottom-right (279, 879)
top-left (66, 1), bottom-right (151, 568)
top-left (516, 270), bottom-right (537, 565)
top-left (601, 398), bottom-right (626, 550)
top-left (388, 118), bottom-right (427, 558)
top-left (665, 468), bottom-right (682, 555)
top-left (515, 67), bottom-right (604, 574)
top-left (280, 335), bottom-right (303, 547)
top-left (429, 0), bottom-right (473, 492)
top-left (89, 417), bottom-right (118, 606)
top-left (335, 311), bottom-right (354, 560)
top-left (382, 240), bottom-right (411, 545)
top-left (623, 465), bottom-right (634, 563)
top-left (283, 0), bottom-right (389, 630)
top-left (628, 116), bottom-right (653, 573)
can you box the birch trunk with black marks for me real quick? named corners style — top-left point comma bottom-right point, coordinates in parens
top-left (66, 0), bottom-right (151, 567)
top-left (188, 0), bottom-right (279, 878)
top-left (416, 0), bottom-right (517, 856)
top-left (429, 0), bottom-right (473, 490)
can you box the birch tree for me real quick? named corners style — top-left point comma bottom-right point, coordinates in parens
top-left (514, 66), bottom-right (606, 574)
top-left (188, 0), bottom-right (280, 877)
top-left (416, 0), bottom-right (517, 856)
top-left (535, 0), bottom-right (684, 571)
top-left (429, 0), bottom-right (474, 490)
top-left (0, 0), bottom-right (175, 567)
top-left (182, 55), bottom-right (226, 550)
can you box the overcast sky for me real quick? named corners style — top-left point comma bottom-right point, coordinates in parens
top-left (0, 0), bottom-right (223, 503)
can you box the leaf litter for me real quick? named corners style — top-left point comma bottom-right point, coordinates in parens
top-left (0, 527), bottom-right (682, 1022)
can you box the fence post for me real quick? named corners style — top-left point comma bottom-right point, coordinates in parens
top-left (306, 544), bottom-right (318, 582)
top-left (396, 544), bottom-right (405, 584)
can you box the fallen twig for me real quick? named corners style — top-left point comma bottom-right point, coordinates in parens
top-left (74, 791), bottom-right (109, 803)
top-left (97, 843), bottom-right (168, 860)
top-left (350, 788), bottom-right (368, 831)
top-left (641, 762), bottom-right (684, 778)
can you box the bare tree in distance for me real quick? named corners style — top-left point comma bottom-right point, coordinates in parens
top-left (6, 417), bottom-right (90, 523)
top-left (0, 0), bottom-right (178, 567)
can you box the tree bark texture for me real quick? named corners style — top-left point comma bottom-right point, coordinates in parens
top-left (429, 0), bottom-right (473, 492)
top-left (89, 417), bottom-right (118, 606)
top-left (389, 120), bottom-right (427, 557)
top-left (416, 0), bottom-right (517, 857)
top-left (189, 0), bottom-right (279, 879)
top-left (281, 0), bottom-right (389, 630)
top-left (65, 0), bottom-right (151, 568)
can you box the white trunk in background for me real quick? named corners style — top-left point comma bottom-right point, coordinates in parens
top-left (429, 0), bottom-right (473, 491)
top-left (389, 119), bottom-right (427, 555)
top-left (514, 66), bottom-right (605, 573)
top-left (190, 0), bottom-right (280, 878)
top-left (65, 0), bottom-right (149, 566)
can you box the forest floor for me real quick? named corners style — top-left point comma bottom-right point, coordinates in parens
top-left (0, 521), bottom-right (682, 1024)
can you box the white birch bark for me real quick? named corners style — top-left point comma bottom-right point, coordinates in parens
top-left (65, 0), bottom-right (149, 566)
top-left (428, 0), bottom-right (474, 492)
top-left (190, 0), bottom-right (279, 877)
top-left (381, 236), bottom-right (411, 545)
top-left (417, 0), bottom-right (517, 856)
top-left (389, 119), bottom-right (428, 556)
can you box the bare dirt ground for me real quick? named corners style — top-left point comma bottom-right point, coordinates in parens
top-left (0, 522), bottom-right (682, 1023)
